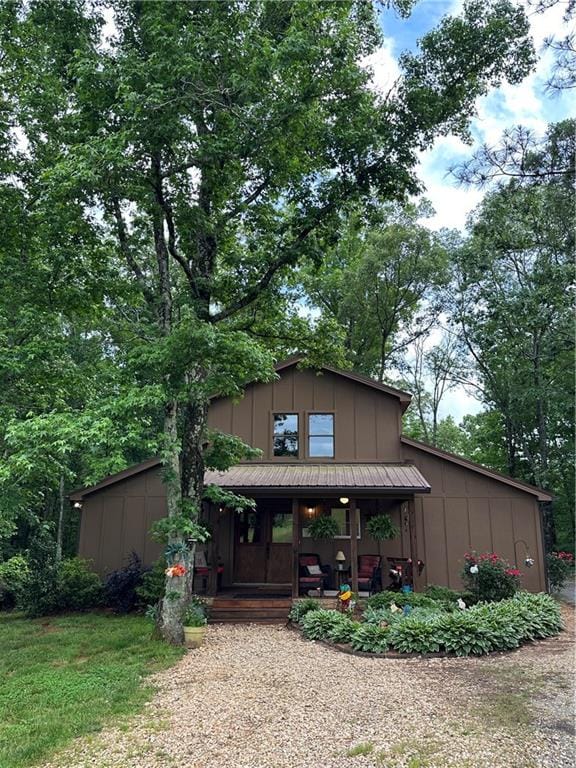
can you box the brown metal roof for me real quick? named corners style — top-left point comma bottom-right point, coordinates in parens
top-left (401, 437), bottom-right (553, 501)
top-left (204, 463), bottom-right (430, 492)
top-left (70, 460), bottom-right (430, 499)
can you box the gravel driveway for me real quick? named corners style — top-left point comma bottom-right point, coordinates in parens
top-left (49, 604), bottom-right (574, 768)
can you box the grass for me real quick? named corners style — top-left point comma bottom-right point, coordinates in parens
top-left (0, 611), bottom-right (184, 768)
top-left (346, 742), bottom-right (374, 757)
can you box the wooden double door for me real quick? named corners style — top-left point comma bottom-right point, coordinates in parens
top-left (234, 501), bottom-right (292, 584)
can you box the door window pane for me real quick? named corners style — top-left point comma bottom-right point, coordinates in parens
top-left (237, 511), bottom-right (262, 543)
top-left (309, 413), bottom-right (334, 457)
top-left (273, 413), bottom-right (299, 457)
top-left (271, 512), bottom-right (293, 543)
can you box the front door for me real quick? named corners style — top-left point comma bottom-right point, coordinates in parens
top-left (234, 502), bottom-right (292, 584)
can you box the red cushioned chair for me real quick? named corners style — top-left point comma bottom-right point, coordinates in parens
top-left (194, 550), bottom-right (224, 594)
top-left (357, 554), bottom-right (382, 594)
top-left (298, 553), bottom-right (332, 595)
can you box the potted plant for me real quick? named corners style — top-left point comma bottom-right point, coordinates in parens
top-left (182, 603), bottom-right (208, 648)
top-left (308, 515), bottom-right (339, 539)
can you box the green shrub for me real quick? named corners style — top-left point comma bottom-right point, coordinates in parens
top-left (0, 555), bottom-right (30, 610)
top-left (326, 615), bottom-right (360, 644)
top-left (351, 623), bottom-right (390, 653)
top-left (388, 615), bottom-right (442, 654)
top-left (462, 552), bottom-right (521, 602)
top-left (546, 551), bottom-right (574, 592)
top-left (301, 609), bottom-right (341, 640)
top-left (57, 558), bottom-right (103, 611)
top-left (424, 585), bottom-right (462, 602)
top-left (362, 606), bottom-right (403, 625)
top-left (135, 557), bottom-right (166, 608)
top-left (288, 598), bottom-right (322, 624)
top-left (366, 590), bottom-right (437, 610)
top-left (19, 523), bottom-right (61, 618)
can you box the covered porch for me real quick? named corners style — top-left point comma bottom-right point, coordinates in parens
top-left (197, 463), bottom-right (430, 600)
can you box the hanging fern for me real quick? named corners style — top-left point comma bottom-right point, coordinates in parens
top-left (366, 514), bottom-right (399, 541)
top-left (308, 515), bottom-right (339, 539)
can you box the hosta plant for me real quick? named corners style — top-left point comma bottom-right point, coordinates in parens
top-left (351, 623), bottom-right (390, 654)
top-left (289, 598), bottom-right (322, 624)
top-left (301, 609), bottom-right (342, 641)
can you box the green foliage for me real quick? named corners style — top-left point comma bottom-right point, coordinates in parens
top-left (288, 598), bottom-right (322, 624)
top-left (57, 558), bottom-right (103, 612)
top-left (326, 614), bottom-right (361, 644)
top-left (19, 523), bottom-right (61, 618)
top-left (135, 557), bottom-right (166, 608)
top-left (463, 552), bottom-right (521, 602)
top-left (0, 555), bottom-right (30, 610)
top-left (307, 516), bottom-right (339, 539)
top-left (149, 515), bottom-right (209, 545)
top-left (203, 485), bottom-right (256, 513)
top-left (366, 513), bottom-right (399, 541)
top-left (104, 553), bottom-right (144, 614)
top-left (388, 614), bottom-right (443, 654)
top-left (182, 605), bottom-right (207, 628)
top-left (424, 585), bottom-right (463, 602)
top-left (350, 623), bottom-right (390, 653)
top-left (366, 590), bottom-right (438, 610)
top-left (0, 612), bottom-right (183, 768)
top-left (546, 551), bottom-right (574, 592)
top-left (300, 609), bottom-right (343, 641)
top-left (204, 430), bottom-right (262, 471)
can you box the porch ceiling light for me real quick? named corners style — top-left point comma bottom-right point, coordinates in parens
top-left (306, 506), bottom-right (315, 518)
top-left (73, 501), bottom-right (82, 510)
top-left (339, 496), bottom-right (349, 505)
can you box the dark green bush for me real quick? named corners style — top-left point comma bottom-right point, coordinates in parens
top-left (351, 623), bottom-right (390, 653)
top-left (104, 553), bottom-right (144, 613)
top-left (288, 598), bottom-right (322, 624)
top-left (546, 551), bottom-right (574, 592)
top-left (424, 585), bottom-right (462, 602)
top-left (57, 558), bottom-right (103, 611)
top-left (366, 590), bottom-right (437, 611)
top-left (0, 555), bottom-right (30, 610)
top-left (19, 524), bottom-right (61, 618)
top-left (463, 553), bottom-right (521, 602)
top-left (135, 557), bottom-right (166, 608)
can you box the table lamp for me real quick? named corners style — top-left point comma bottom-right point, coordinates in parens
top-left (336, 550), bottom-right (346, 570)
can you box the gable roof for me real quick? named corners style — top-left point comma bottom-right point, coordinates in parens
top-left (273, 355), bottom-right (412, 413)
top-left (401, 436), bottom-right (553, 501)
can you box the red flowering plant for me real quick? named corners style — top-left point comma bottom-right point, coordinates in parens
top-left (462, 552), bottom-right (522, 603)
top-left (546, 551), bottom-right (574, 592)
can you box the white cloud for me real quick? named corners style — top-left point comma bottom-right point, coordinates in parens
top-left (361, 37), bottom-right (401, 97)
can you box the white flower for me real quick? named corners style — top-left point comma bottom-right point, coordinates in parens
top-left (457, 598), bottom-right (467, 610)
top-left (470, 564), bottom-right (479, 575)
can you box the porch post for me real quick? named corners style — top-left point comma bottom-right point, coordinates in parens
top-left (207, 503), bottom-right (219, 596)
top-left (407, 497), bottom-right (422, 592)
top-left (292, 498), bottom-right (299, 599)
top-left (350, 499), bottom-right (358, 595)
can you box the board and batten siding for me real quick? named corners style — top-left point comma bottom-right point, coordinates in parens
top-left (208, 366), bottom-right (403, 462)
top-left (402, 443), bottom-right (546, 593)
top-left (77, 467), bottom-right (166, 577)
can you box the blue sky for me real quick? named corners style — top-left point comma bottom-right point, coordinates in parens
top-left (365, 0), bottom-right (575, 421)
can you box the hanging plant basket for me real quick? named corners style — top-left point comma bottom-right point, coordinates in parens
top-left (366, 513), bottom-right (399, 541)
top-left (308, 516), bottom-right (339, 539)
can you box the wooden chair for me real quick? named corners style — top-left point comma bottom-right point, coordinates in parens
top-left (357, 554), bottom-right (382, 594)
top-left (298, 553), bottom-right (331, 595)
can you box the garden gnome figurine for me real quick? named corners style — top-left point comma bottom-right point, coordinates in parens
top-left (338, 584), bottom-right (353, 612)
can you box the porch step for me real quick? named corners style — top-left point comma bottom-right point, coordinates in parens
top-left (209, 597), bottom-right (292, 624)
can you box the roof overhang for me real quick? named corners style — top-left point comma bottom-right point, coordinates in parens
top-left (70, 460), bottom-right (430, 500)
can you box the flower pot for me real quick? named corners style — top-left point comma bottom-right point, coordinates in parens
top-left (183, 625), bottom-right (206, 648)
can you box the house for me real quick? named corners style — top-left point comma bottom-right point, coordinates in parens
top-left (70, 357), bottom-right (550, 604)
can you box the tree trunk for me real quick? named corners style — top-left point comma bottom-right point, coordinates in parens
top-left (55, 473), bottom-right (65, 562)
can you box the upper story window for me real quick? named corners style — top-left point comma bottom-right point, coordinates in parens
top-left (273, 413), bottom-right (299, 457)
top-left (308, 413), bottom-right (334, 458)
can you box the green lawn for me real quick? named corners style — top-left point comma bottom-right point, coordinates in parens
top-left (0, 612), bottom-right (184, 768)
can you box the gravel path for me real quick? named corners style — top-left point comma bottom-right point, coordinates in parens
top-left (48, 604), bottom-right (574, 768)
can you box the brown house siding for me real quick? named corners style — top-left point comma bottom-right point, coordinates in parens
top-left (402, 443), bottom-right (546, 593)
top-left (208, 367), bottom-right (403, 462)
